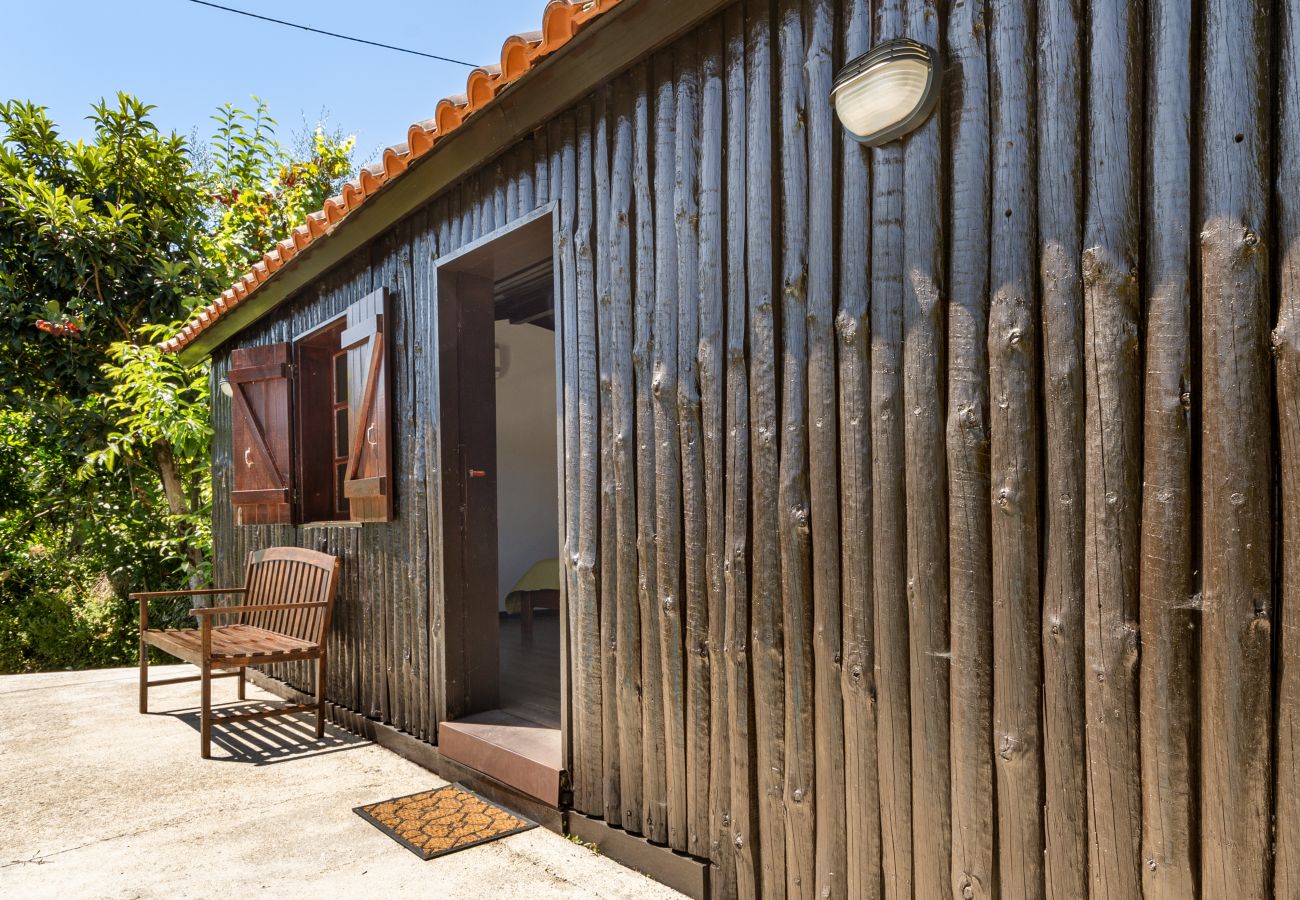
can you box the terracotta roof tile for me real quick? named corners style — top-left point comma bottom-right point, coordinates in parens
top-left (161, 0), bottom-right (623, 354)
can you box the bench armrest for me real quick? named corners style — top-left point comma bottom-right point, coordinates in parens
top-left (130, 588), bottom-right (246, 600)
top-left (189, 602), bottom-right (328, 617)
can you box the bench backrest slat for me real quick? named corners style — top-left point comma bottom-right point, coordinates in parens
top-left (240, 547), bottom-right (340, 645)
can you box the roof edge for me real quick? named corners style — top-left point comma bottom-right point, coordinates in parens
top-left (178, 0), bottom-right (734, 366)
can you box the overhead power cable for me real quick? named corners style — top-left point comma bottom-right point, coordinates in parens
top-left (184, 0), bottom-right (481, 67)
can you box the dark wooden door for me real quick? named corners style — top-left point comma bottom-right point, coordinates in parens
top-left (437, 271), bottom-right (500, 719)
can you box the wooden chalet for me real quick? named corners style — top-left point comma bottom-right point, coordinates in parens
top-left (164, 0), bottom-right (1300, 896)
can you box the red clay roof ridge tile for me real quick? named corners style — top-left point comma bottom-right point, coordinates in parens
top-left (161, 0), bottom-right (622, 354)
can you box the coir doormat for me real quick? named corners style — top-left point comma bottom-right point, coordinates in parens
top-left (354, 784), bottom-right (537, 860)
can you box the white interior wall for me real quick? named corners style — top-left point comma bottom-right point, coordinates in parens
top-left (494, 320), bottom-right (559, 610)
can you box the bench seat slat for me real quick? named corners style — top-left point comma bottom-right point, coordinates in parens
top-left (145, 624), bottom-right (316, 665)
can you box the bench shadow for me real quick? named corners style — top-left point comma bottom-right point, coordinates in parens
top-left (152, 701), bottom-right (369, 765)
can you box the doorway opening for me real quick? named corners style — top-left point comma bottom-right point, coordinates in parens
top-left (434, 207), bottom-right (564, 806)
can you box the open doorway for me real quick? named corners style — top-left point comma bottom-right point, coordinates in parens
top-left (494, 308), bottom-right (561, 730)
top-left (434, 207), bottom-right (564, 806)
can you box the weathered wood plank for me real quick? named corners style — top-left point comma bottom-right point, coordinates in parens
top-left (609, 71), bottom-right (644, 837)
top-left (871, 0), bottom-right (913, 895)
top-left (775, 3), bottom-right (815, 896)
top-left (697, 16), bottom-right (732, 894)
top-left (573, 98), bottom-right (607, 819)
top-left (552, 114), bottom-right (580, 777)
top-left (803, 0), bottom-right (845, 896)
top-left (1082, 0), bottom-right (1144, 892)
top-left (1276, 3), bottom-right (1300, 894)
top-left (593, 87), bottom-right (622, 829)
top-left (746, 0), bottom-right (787, 892)
top-left (838, 0), bottom-right (882, 896)
top-left (1139, 0), bottom-right (1197, 894)
top-left (652, 47), bottom-right (688, 853)
top-left (1199, 1), bottom-right (1274, 896)
top-left (410, 207), bottom-right (436, 743)
top-left (989, 0), bottom-right (1044, 895)
top-left (632, 59), bottom-right (670, 845)
top-left (1036, 0), bottom-right (1088, 894)
top-left (901, 0), bottom-right (951, 894)
top-left (946, 0), bottom-right (994, 895)
top-left (428, 198), bottom-right (450, 734)
top-left (673, 34), bottom-right (711, 860)
top-left (723, 6), bottom-right (758, 895)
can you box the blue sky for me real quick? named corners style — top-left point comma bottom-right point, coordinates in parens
top-left (2, 0), bottom-right (547, 165)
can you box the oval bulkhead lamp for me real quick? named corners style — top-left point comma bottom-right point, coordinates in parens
top-left (218, 378), bottom-right (234, 398)
top-left (832, 38), bottom-right (943, 146)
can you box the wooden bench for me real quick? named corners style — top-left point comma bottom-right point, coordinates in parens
top-left (133, 547), bottom-right (341, 758)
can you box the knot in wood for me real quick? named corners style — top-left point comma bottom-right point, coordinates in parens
top-left (792, 505), bottom-right (811, 531)
top-left (1007, 328), bottom-right (1023, 347)
top-left (734, 834), bottom-right (744, 849)
top-left (851, 665), bottom-right (863, 678)
top-left (836, 312), bottom-right (859, 343)
top-left (663, 597), bottom-right (675, 612)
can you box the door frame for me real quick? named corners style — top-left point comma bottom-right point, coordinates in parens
top-left (432, 203), bottom-right (568, 763)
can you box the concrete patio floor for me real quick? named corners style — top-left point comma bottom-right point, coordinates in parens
top-left (0, 665), bottom-right (683, 899)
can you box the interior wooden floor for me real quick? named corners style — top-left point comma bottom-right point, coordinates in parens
top-left (498, 611), bottom-right (561, 729)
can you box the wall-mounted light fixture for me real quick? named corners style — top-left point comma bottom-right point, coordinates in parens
top-left (218, 378), bottom-right (233, 398)
top-left (832, 38), bottom-right (942, 147)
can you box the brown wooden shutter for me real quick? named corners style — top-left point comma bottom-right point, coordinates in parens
top-left (229, 343), bottom-right (295, 525)
top-left (341, 288), bottom-right (393, 522)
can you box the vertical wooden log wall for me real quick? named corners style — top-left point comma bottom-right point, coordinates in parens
top-left (1140, 0), bottom-right (1197, 894)
top-left (989, 0), bottom-right (1043, 896)
top-left (870, 0), bottom-right (914, 893)
top-left (947, 0), bottom-right (993, 894)
top-left (1083, 0), bottom-right (1144, 893)
top-left (745, 1), bottom-right (787, 893)
top-left (206, 2), bottom-right (1300, 897)
top-left (1037, 0), bottom-right (1088, 894)
top-left (838, 0), bottom-right (882, 895)
top-left (1199, 1), bottom-right (1274, 897)
top-left (1276, 2), bottom-right (1300, 896)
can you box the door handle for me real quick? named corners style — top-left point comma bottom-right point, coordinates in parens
top-left (468, 469), bottom-right (487, 479)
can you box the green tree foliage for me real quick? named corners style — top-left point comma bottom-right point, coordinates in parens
top-left (0, 94), bottom-right (354, 672)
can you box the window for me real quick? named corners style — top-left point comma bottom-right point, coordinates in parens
top-left (228, 288), bottom-right (393, 526)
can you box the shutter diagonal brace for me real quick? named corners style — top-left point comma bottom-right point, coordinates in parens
top-left (342, 315), bottom-right (385, 488)
top-left (230, 380), bottom-right (287, 492)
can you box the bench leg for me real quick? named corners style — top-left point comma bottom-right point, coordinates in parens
top-left (237, 666), bottom-right (246, 701)
top-left (522, 594), bottom-right (534, 644)
top-left (315, 656), bottom-right (327, 739)
top-left (200, 662), bottom-right (212, 759)
top-left (138, 599), bottom-right (148, 714)
top-left (138, 639), bottom-right (148, 714)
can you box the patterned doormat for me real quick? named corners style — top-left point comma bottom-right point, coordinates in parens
top-left (354, 784), bottom-right (537, 860)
